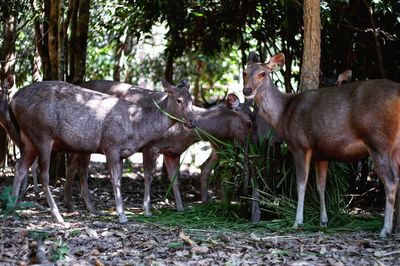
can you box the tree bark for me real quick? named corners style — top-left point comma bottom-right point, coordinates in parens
top-left (0, 1), bottom-right (17, 166)
top-left (70, 0), bottom-right (90, 83)
top-left (299, 0), bottom-right (321, 91)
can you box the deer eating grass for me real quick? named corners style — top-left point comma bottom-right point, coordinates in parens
top-left (8, 79), bottom-right (195, 223)
top-left (243, 51), bottom-right (400, 237)
top-left (65, 80), bottom-right (254, 216)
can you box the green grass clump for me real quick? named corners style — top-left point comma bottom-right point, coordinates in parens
top-left (126, 201), bottom-right (382, 235)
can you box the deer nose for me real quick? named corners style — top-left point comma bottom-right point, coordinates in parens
top-left (243, 87), bottom-right (253, 96)
top-left (187, 119), bottom-right (196, 129)
top-left (184, 119), bottom-right (196, 129)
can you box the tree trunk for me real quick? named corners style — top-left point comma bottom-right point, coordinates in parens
top-left (164, 48), bottom-right (174, 83)
top-left (299, 0), bottom-right (321, 91)
top-left (0, 1), bottom-right (17, 166)
top-left (69, 0), bottom-right (90, 84)
top-left (48, 0), bottom-right (60, 80)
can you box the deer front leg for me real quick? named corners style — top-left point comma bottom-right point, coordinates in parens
top-left (292, 150), bottom-right (312, 228)
top-left (315, 160), bottom-right (329, 227)
top-left (106, 154), bottom-right (127, 223)
top-left (199, 146), bottom-right (219, 203)
top-left (164, 155), bottom-right (184, 211)
top-left (36, 143), bottom-right (64, 223)
top-left (142, 148), bottom-right (158, 217)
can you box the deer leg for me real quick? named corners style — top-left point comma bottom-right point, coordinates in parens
top-left (106, 153), bottom-right (127, 223)
top-left (36, 141), bottom-right (64, 223)
top-left (12, 148), bottom-right (37, 203)
top-left (31, 159), bottom-right (39, 196)
top-left (315, 160), bottom-right (329, 227)
top-left (164, 155), bottom-right (184, 211)
top-left (199, 146), bottom-right (218, 203)
top-left (78, 155), bottom-right (95, 214)
top-left (293, 150), bottom-right (312, 228)
top-left (394, 186), bottom-right (400, 233)
top-left (371, 153), bottom-right (398, 237)
top-left (64, 154), bottom-right (79, 210)
top-left (142, 148), bottom-right (158, 217)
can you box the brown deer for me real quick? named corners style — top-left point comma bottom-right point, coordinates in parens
top-left (8, 79), bottom-right (195, 223)
top-left (243, 51), bottom-right (400, 237)
top-left (64, 80), bottom-right (253, 216)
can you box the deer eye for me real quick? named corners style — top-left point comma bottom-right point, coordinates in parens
top-left (258, 72), bottom-right (266, 78)
top-left (177, 98), bottom-right (183, 104)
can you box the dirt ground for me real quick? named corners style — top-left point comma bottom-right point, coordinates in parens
top-left (1, 162), bottom-right (400, 265)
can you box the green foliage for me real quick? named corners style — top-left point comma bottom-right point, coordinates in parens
top-left (51, 238), bottom-right (69, 262)
top-left (0, 186), bottom-right (35, 220)
top-left (0, 186), bottom-right (17, 218)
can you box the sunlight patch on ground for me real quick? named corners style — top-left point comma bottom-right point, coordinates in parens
top-left (90, 141), bottom-right (212, 174)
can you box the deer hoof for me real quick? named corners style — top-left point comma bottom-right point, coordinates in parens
top-left (320, 221), bottom-right (328, 228)
top-left (293, 222), bottom-right (303, 229)
top-left (379, 228), bottom-right (390, 238)
top-left (119, 214), bottom-right (128, 224)
top-left (144, 212), bottom-right (153, 217)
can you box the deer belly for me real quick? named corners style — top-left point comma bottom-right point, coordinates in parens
top-left (312, 138), bottom-right (368, 162)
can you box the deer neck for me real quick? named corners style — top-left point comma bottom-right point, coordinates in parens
top-left (157, 96), bottom-right (177, 127)
top-left (254, 78), bottom-right (289, 136)
top-left (195, 105), bottom-right (228, 138)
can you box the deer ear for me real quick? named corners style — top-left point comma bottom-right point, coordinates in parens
top-left (336, 69), bottom-right (352, 86)
top-left (265, 53), bottom-right (285, 72)
top-left (247, 51), bottom-right (261, 65)
top-left (177, 79), bottom-right (190, 90)
top-left (226, 93), bottom-right (240, 110)
top-left (161, 79), bottom-right (175, 93)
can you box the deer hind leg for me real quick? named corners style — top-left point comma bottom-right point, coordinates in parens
top-left (293, 150), bottom-right (312, 228)
top-left (36, 139), bottom-right (64, 223)
top-left (142, 147), bottom-right (158, 216)
top-left (371, 152), bottom-right (399, 237)
top-left (64, 154), bottom-right (79, 210)
top-left (106, 152), bottom-right (127, 223)
top-left (78, 154), bottom-right (94, 214)
top-left (164, 155), bottom-right (184, 212)
top-left (12, 139), bottom-right (37, 203)
top-left (391, 148), bottom-right (400, 233)
top-left (394, 185), bottom-right (400, 233)
top-left (315, 160), bottom-right (329, 227)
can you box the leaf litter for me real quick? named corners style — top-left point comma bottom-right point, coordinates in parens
top-left (0, 163), bottom-right (399, 265)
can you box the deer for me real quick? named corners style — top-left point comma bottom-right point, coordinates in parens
top-left (8, 79), bottom-right (195, 223)
top-left (63, 80), bottom-right (254, 216)
top-left (242, 51), bottom-right (400, 237)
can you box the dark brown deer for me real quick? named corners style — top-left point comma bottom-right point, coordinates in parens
top-left (9, 79), bottom-right (195, 223)
top-left (243, 51), bottom-right (400, 237)
top-left (65, 80), bottom-right (253, 216)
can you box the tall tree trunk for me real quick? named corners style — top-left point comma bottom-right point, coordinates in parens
top-left (48, 0), bottom-right (60, 80)
top-left (69, 0), bottom-right (90, 83)
top-left (0, 1), bottom-right (17, 166)
top-left (299, 0), bottom-right (321, 91)
top-left (164, 48), bottom-right (174, 83)
top-left (364, 0), bottom-right (385, 78)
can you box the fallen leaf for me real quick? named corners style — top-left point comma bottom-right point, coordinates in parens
top-left (191, 246), bottom-right (209, 254)
top-left (179, 231), bottom-right (196, 246)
